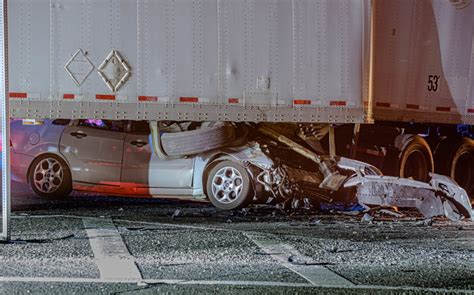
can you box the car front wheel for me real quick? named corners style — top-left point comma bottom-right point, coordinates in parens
top-left (29, 155), bottom-right (72, 199)
top-left (205, 161), bottom-right (253, 210)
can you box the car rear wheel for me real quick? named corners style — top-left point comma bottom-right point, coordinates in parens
top-left (29, 155), bottom-right (72, 198)
top-left (205, 161), bottom-right (253, 210)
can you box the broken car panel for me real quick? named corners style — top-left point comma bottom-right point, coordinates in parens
top-left (345, 174), bottom-right (473, 221)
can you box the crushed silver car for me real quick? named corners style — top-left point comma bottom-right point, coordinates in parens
top-left (8, 119), bottom-right (378, 211)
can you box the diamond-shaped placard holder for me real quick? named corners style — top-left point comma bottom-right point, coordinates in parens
top-left (64, 49), bottom-right (95, 86)
top-left (98, 50), bottom-right (131, 92)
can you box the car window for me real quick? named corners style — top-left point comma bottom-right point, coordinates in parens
top-left (78, 119), bottom-right (126, 132)
top-left (130, 120), bottom-right (150, 134)
top-left (52, 119), bottom-right (71, 126)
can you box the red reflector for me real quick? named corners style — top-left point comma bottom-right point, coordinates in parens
top-left (406, 104), bottom-right (419, 110)
top-left (63, 94), bottom-right (75, 99)
top-left (293, 99), bottom-right (312, 105)
top-left (138, 96), bottom-right (158, 102)
top-left (376, 102), bottom-right (391, 108)
top-left (96, 94), bottom-right (116, 100)
top-left (468, 108), bottom-right (474, 113)
top-left (228, 98), bottom-right (239, 104)
top-left (9, 92), bottom-right (27, 98)
top-left (436, 106), bottom-right (450, 112)
top-left (330, 101), bottom-right (346, 106)
top-left (180, 97), bottom-right (199, 103)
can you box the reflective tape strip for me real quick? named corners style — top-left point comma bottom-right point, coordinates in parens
top-left (96, 94), bottom-right (116, 100)
top-left (138, 96), bottom-right (158, 102)
top-left (293, 99), bottom-right (312, 105)
top-left (9, 92), bottom-right (27, 98)
top-left (178, 97), bottom-right (210, 103)
top-left (180, 97), bottom-right (198, 103)
top-left (228, 98), bottom-right (240, 104)
top-left (406, 104), bottom-right (419, 110)
top-left (63, 94), bottom-right (75, 99)
top-left (436, 106), bottom-right (451, 112)
top-left (376, 102), bottom-right (391, 108)
top-left (330, 101), bottom-right (346, 106)
top-left (468, 108), bottom-right (474, 113)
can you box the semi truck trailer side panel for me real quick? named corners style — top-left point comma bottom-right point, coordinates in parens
top-left (8, 0), bottom-right (368, 123)
top-left (372, 0), bottom-right (474, 125)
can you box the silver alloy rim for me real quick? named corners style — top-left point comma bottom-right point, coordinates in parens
top-left (211, 166), bottom-right (244, 204)
top-left (33, 158), bottom-right (63, 194)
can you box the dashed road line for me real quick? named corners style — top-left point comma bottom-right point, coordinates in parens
top-left (245, 233), bottom-right (354, 287)
top-left (82, 218), bottom-right (142, 281)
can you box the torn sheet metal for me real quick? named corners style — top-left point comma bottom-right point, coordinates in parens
top-left (258, 125), bottom-right (346, 191)
top-left (344, 173), bottom-right (473, 221)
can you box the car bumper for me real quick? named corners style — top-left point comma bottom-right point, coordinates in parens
top-left (11, 152), bottom-right (34, 183)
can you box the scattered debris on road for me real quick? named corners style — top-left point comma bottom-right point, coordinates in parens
top-left (288, 255), bottom-right (335, 266)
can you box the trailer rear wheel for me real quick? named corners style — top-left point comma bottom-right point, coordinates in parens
top-left (396, 135), bottom-right (434, 182)
top-left (450, 138), bottom-right (474, 199)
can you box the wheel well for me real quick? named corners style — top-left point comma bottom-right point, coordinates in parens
top-left (26, 153), bottom-right (71, 184)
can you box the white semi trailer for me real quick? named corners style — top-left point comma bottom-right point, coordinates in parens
top-left (1, 0), bottom-right (473, 239)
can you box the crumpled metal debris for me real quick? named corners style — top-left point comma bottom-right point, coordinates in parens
top-left (258, 125), bottom-right (347, 191)
top-left (344, 173), bottom-right (473, 221)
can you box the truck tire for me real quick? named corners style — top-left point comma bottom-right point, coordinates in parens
top-left (205, 160), bottom-right (253, 210)
top-left (392, 135), bottom-right (434, 182)
top-left (161, 123), bottom-right (237, 156)
top-left (449, 138), bottom-right (474, 198)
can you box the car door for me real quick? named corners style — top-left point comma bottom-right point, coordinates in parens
top-left (121, 121), bottom-right (194, 189)
top-left (60, 119), bottom-right (126, 186)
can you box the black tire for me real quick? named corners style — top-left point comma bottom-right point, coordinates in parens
top-left (391, 135), bottom-right (434, 182)
top-left (161, 123), bottom-right (237, 156)
top-left (205, 160), bottom-right (253, 210)
top-left (29, 154), bottom-right (72, 199)
top-left (449, 138), bottom-right (474, 198)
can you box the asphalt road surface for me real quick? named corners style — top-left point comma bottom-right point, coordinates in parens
top-left (0, 182), bottom-right (472, 294)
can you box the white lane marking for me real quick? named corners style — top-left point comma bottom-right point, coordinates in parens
top-left (0, 277), bottom-right (470, 293)
top-left (82, 218), bottom-right (142, 281)
top-left (245, 233), bottom-right (354, 287)
top-left (16, 215), bottom-right (232, 232)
